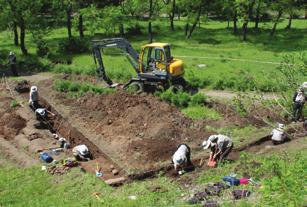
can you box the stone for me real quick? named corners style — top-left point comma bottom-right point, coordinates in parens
top-left (105, 177), bottom-right (126, 185)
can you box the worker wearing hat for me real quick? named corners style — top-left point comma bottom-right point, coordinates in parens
top-left (72, 144), bottom-right (92, 161)
top-left (292, 86), bottom-right (305, 122)
top-left (202, 134), bottom-right (233, 163)
top-left (8, 51), bottom-right (18, 76)
top-left (29, 86), bottom-right (39, 110)
top-left (271, 123), bottom-right (288, 145)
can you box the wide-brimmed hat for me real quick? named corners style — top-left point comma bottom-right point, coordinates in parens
top-left (31, 86), bottom-right (37, 92)
top-left (277, 123), bottom-right (285, 130)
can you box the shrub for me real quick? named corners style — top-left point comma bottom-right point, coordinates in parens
top-left (53, 80), bottom-right (114, 96)
top-left (18, 55), bottom-right (51, 73)
top-left (190, 93), bottom-right (206, 106)
top-left (126, 23), bottom-right (143, 36)
top-left (52, 64), bottom-right (96, 76)
top-left (10, 100), bottom-right (19, 108)
top-left (181, 105), bottom-right (221, 120)
top-left (36, 38), bottom-right (49, 57)
top-left (57, 38), bottom-right (90, 54)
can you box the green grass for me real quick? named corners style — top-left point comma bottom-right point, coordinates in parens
top-left (0, 19), bottom-right (306, 92)
top-left (0, 166), bottom-right (184, 207)
top-left (197, 151), bottom-right (306, 207)
top-left (205, 125), bottom-right (271, 146)
top-left (181, 105), bottom-right (221, 120)
top-left (53, 79), bottom-right (114, 97)
top-left (10, 100), bottom-right (19, 108)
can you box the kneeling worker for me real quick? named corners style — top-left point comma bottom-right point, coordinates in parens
top-left (203, 134), bottom-right (233, 163)
top-left (72, 144), bottom-right (92, 161)
top-left (271, 123), bottom-right (288, 145)
top-left (172, 144), bottom-right (192, 175)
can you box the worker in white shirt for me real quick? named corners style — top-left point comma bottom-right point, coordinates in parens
top-left (72, 144), bottom-right (92, 161)
top-left (202, 134), bottom-right (233, 163)
top-left (172, 144), bottom-right (192, 175)
top-left (271, 123), bottom-right (288, 145)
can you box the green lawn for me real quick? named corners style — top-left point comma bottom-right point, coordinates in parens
top-left (0, 19), bottom-right (306, 91)
top-left (0, 163), bottom-right (183, 207)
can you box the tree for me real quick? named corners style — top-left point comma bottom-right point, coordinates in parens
top-left (163, 0), bottom-right (177, 31)
top-left (254, 0), bottom-right (265, 29)
top-left (222, 0), bottom-right (238, 33)
top-left (0, 0), bottom-right (47, 55)
top-left (268, 0), bottom-right (287, 36)
top-left (236, 0), bottom-right (255, 41)
top-left (284, 0), bottom-right (304, 30)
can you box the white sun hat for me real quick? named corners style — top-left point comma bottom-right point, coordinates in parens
top-left (202, 140), bottom-right (213, 149)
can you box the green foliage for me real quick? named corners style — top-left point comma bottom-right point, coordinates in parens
top-left (57, 38), bottom-right (90, 54)
top-left (181, 105), bottom-right (221, 120)
top-left (10, 99), bottom-right (19, 108)
top-left (0, 166), bottom-right (184, 207)
top-left (155, 89), bottom-right (191, 108)
top-left (17, 55), bottom-right (51, 72)
top-left (53, 80), bottom-right (114, 97)
top-left (198, 152), bottom-right (306, 206)
top-left (231, 94), bottom-right (248, 116)
top-left (190, 92), bottom-right (206, 106)
top-left (257, 153), bottom-right (305, 206)
top-left (51, 64), bottom-right (95, 76)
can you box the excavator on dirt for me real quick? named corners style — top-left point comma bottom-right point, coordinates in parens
top-left (92, 38), bottom-right (186, 92)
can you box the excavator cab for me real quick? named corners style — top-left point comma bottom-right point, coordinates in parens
top-left (140, 43), bottom-right (184, 78)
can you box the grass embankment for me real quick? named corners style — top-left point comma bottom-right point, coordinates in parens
top-left (53, 79), bottom-right (114, 97)
top-left (1, 144), bottom-right (305, 207)
top-left (0, 19), bottom-right (306, 92)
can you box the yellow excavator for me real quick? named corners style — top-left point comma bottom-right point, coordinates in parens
top-left (92, 38), bottom-right (186, 92)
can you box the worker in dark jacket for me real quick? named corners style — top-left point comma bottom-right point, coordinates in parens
top-left (292, 87), bottom-right (305, 121)
top-left (8, 51), bottom-right (18, 76)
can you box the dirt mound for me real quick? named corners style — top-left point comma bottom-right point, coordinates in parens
top-left (58, 91), bottom-right (208, 169)
top-left (0, 112), bottom-right (26, 140)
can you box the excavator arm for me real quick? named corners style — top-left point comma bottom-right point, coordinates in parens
top-left (92, 38), bottom-right (140, 86)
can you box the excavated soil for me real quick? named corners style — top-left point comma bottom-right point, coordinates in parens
top-left (59, 91), bottom-right (208, 170)
top-left (0, 97), bottom-right (26, 140)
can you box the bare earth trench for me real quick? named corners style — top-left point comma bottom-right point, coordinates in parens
top-left (0, 73), bottom-right (305, 185)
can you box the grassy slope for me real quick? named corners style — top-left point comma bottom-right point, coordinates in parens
top-left (1, 138), bottom-right (306, 207)
top-left (0, 164), bottom-right (183, 207)
top-left (0, 19), bottom-right (306, 90)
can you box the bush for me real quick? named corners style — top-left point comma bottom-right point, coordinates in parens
top-left (18, 55), bottom-right (51, 73)
top-left (53, 80), bottom-right (114, 96)
top-left (157, 89), bottom-right (190, 108)
top-left (57, 38), bottom-right (90, 54)
top-left (36, 39), bottom-right (49, 57)
top-left (156, 89), bottom-right (206, 109)
top-left (126, 23), bottom-right (143, 36)
top-left (10, 100), bottom-right (19, 108)
top-left (52, 64), bottom-right (96, 76)
top-left (190, 93), bottom-right (206, 106)
top-left (181, 105), bottom-right (221, 120)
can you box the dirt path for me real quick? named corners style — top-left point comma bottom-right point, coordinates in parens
top-left (202, 89), bottom-right (279, 100)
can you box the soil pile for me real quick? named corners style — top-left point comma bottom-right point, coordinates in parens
top-left (63, 91), bottom-right (208, 169)
top-left (0, 97), bottom-right (26, 140)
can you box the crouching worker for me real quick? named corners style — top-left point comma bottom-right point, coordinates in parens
top-left (172, 144), bottom-right (192, 175)
top-left (35, 108), bottom-right (55, 121)
top-left (271, 123), bottom-right (289, 145)
top-left (203, 134), bottom-right (233, 163)
top-left (29, 86), bottom-right (39, 110)
top-left (72, 144), bottom-right (92, 161)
